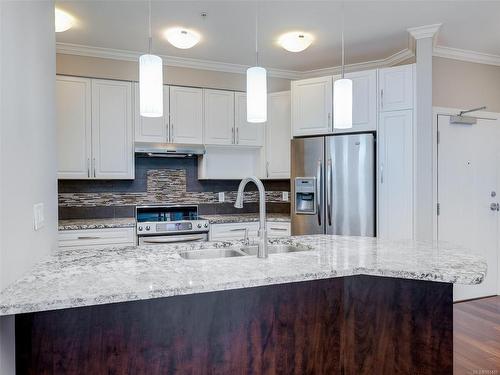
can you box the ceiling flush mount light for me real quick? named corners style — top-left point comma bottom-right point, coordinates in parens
top-left (333, 3), bottom-right (352, 129)
top-left (140, 0), bottom-right (163, 118)
top-left (247, 2), bottom-right (267, 123)
top-left (165, 27), bottom-right (200, 49)
top-left (278, 31), bottom-right (313, 52)
top-left (54, 8), bottom-right (74, 32)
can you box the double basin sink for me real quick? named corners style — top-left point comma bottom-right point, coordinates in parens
top-left (179, 243), bottom-right (311, 260)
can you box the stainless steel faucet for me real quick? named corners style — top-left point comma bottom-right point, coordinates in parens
top-left (234, 176), bottom-right (268, 258)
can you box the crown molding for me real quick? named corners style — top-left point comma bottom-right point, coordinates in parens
top-left (407, 23), bottom-right (442, 41)
top-left (300, 48), bottom-right (414, 79)
top-left (433, 45), bottom-right (500, 67)
top-left (56, 42), bottom-right (415, 80)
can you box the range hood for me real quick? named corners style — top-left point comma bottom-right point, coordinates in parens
top-left (135, 142), bottom-right (205, 158)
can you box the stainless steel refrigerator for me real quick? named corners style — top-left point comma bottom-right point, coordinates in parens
top-left (291, 133), bottom-right (375, 236)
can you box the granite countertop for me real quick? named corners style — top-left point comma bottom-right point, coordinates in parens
top-left (58, 214), bottom-right (290, 230)
top-left (0, 235), bottom-right (486, 316)
top-left (201, 213), bottom-right (290, 224)
top-left (58, 218), bottom-right (136, 231)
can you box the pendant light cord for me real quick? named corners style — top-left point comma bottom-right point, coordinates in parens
top-left (255, 0), bottom-right (259, 66)
top-left (341, 1), bottom-right (345, 78)
top-left (148, 0), bottom-right (152, 54)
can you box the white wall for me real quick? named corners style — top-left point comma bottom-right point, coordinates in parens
top-left (0, 1), bottom-right (57, 374)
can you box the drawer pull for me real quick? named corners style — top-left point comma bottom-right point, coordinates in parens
top-left (270, 227), bottom-right (288, 231)
top-left (229, 228), bottom-right (247, 232)
top-left (77, 236), bottom-right (102, 240)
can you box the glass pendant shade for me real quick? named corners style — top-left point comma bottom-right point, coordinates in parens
top-left (139, 54), bottom-right (163, 117)
top-left (333, 78), bottom-right (352, 129)
top-left (246, 66), bottom-right (267, 123)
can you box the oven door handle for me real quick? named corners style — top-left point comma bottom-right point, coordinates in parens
top-left (141, 234), bottom-right (207, 244)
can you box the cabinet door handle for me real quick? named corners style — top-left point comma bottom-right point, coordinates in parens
top-left (328, 112), bottom-right (332, 129)
top-left (380, 164), bottom-right (384, 184)
top-left (171, 122), bottom-right (174, 142)
top-left (87, 158), bottom-right (90, 178)
top-left (92, 158), bottom-right (96, 178)
top-left (269, 227), bottom-right (287, 231)
top-left (231, 127), bottom-right (235, 144)
top-left (380, 89), bottom-right (384, 110)
top-left (77, 236), bottom-right (101, 240)
top-left (236, 127), bottom-right (239, 144)
top-left (266, 162), bottom-right (270, 178)
top-left (229, 228), bottom-right (247, 232)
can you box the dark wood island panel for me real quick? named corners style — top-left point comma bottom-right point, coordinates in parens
top-left (15, 275), bottom-right (452, 375)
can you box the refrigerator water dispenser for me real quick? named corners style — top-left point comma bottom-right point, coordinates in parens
top-left (294, 178), bottom-right (316, 214)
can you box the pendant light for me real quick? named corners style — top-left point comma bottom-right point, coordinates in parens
top-left (247, 1), bottom-right (267, 123)
top-left (139, 0), bottom-right (163, 118)
top-left (333, 2), bottom-right (352, 129)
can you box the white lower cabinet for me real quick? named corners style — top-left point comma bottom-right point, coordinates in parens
top-left (209, 221), bottom-right (291, 241)
top-left (59, 228), bottom-right (136, 250)
top-left (377, 110), bottom-right (414, 240)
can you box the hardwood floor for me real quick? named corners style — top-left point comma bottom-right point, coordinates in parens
top-left (454, 296), bottom-right (500, 374)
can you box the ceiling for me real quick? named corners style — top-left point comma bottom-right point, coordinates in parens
top-left (55, 1), bottom-right (500, 72)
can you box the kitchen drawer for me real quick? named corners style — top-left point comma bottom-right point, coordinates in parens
top-left (267, 222), bottom-right (291, 237)
top-left (59, 228), bottom-right (136, 250)
top-left (209, 222), bottom-right (259, 241)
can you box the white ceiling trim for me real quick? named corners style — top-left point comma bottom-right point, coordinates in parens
top-left (56, 42), bottom-right (414, 80)
top-left (433, 45), bottom-right (500, 67)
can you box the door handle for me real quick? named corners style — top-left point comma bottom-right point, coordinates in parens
top-left (380, 164), bottom-right (384, 184)
top-left (490, 202), bottom-right (499, 211)
top-left (328, 112), bottom-right (332, 130)
top-left (326, 158), bottom-right (332, 226)
top-left (380, 89), bottom-right (384, 110)
top-left (236, 127), bottom-right (239, 144)
top-left (92, 158), bottom-right (96, 178)
top-left (316, 160), bottom-right (322, 226)
top-left (87, 158), bottom-right (90, 178)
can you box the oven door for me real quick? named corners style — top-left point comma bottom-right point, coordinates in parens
top-left (138, 233), bottom-right (208, 245)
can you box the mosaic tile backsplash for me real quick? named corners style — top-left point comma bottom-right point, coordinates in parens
top-left (58, 156), bottom-right (291, 219)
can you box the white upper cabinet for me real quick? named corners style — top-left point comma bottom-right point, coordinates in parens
top-left (292, 76), bottom-right (333, 137)
top-left (91, 79), bottom-right (134, 179)
top-left (203, 89), bottom-right (235, 145)
top-left (134, 83), bottom-right (169, 143)
top-left (378, 65), bottom-right (414, 112)
top-left (265, 91), bottom-right (291, 179)
top-left (170, 86), bottom-right (203, 144)
top-left (333, 69), bottom-right (377, 133)
top-left (377, 109), bottom-right (414, 240)
top-left (234, 92), bottom-right (264, 146)
top-left (56, 76), bottom-right (92, 179)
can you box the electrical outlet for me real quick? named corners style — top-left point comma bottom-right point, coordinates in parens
top-left (218, 192), bottom-right (225, 203)
top-left (282, 192), bottom-right (289, 202)
top-left (33, 203), bottom-right (45, 231)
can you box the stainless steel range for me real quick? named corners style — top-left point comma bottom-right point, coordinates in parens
top-left (136, 205), bottom-right (209, 245)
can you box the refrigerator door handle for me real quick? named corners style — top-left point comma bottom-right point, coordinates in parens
top-left (316, 160), bottom-right (322, 226)
top-left (326, 158), bottom-right (332, 226)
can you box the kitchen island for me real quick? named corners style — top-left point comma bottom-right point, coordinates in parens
top-left (0, 235), bottom-right (486, 374)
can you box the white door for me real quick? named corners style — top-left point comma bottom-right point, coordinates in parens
top-left (203, 89), bottom-right (234, 145)
top-left (437, 114), bottom-right (499, 300)
top-left (234, 92), bottom-right (264, 146)
top-left (291, 76), bottom-right (333, 136)
top-left (377, 110), bottom-right (414, 240)
top-left (333, 70), bottom-right (377, 133)
top-left (170, 86), bottom-right (203, 144)
top-left (91, 79), bottom-right (134, 179)
top-left (378, 65), bottom-right (413, 112)
top-left (56, 76), bottom-right (92, 179)
top-left (266, 91), bottom-right (291, 179)
top-left (134, 83), bottom-right (169, 143)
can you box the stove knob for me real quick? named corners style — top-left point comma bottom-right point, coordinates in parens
top-left (138, 226), bottom-right (143, 232)
top-left (145, 225), bottom-right (151, 231)
top-left (204, 223), bottom-right (208, 228)
top-left (197, 223), bottom-right (202, 228)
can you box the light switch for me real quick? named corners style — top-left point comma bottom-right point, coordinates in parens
top-left (33, 203), bottom-right (45, 231)
top-left (282, 192), bottom-right (289, 202)
top-left (218, 192), bottom-right (225, 203)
